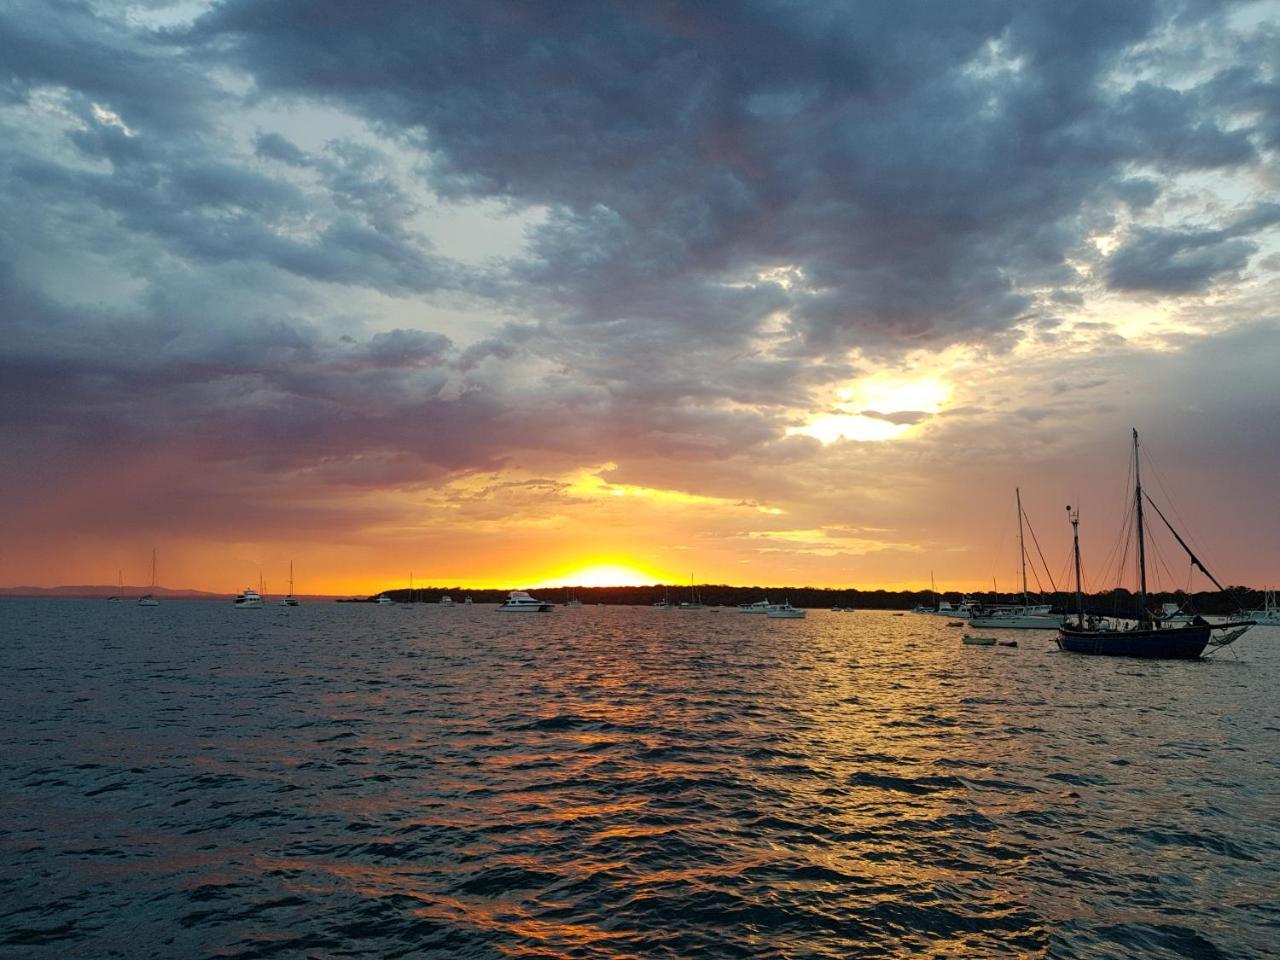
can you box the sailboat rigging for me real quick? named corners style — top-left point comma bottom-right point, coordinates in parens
top-left (1057, 429), bottom-right (1253, 658)
top-left (969, 489), bottom-right (1062, 629)
top-left (138, 550), bottom-right (160, 606)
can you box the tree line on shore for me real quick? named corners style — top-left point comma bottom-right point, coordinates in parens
top-left (343, 584), bottom-right (1267, 614)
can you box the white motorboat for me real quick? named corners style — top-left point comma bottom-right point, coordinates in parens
top-left (234, 588), bottom-right (264, 609)
top-left (766, 601), bottom-right (805, 619)
top-left (463, 596), bottom-right (473, 605)
top-left (439, 594), bottom-right (456, 606)
top-left (498, 590), bottom-right (553, 612)
top-left (374, 595), bottom-right (395, 605)
top-left (137, 549), bottom-right (160, 606)
top-left (738, 599), bottom-right (773, 614)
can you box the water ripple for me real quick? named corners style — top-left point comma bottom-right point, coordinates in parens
top-left (1, 600), bottom-right (1277, 958)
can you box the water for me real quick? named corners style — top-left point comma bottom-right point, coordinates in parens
top-left (1, 600), bottom-right (1277, 958)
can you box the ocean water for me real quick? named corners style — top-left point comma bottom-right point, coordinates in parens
top-left (1, 600), bottom-right (1277, 959)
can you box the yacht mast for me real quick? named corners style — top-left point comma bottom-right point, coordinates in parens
top-left (1016, 487), bottom-right (1028, 604)
top-left (1133, 428), bottom-right (1148, 620)
top-left (1068, 505), bottom-right (1084, 627)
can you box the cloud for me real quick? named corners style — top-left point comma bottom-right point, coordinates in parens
top-left (2, 1), bottom-right (1279, 587)
top-left (1105, 203), bottom-right (1280, 293)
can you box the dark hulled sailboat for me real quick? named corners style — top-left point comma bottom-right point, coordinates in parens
top-left (1057, 430), bottom-right (1252, 659)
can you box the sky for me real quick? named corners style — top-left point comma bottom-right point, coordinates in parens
top-left (2, 0), bottom-right (1279, 596)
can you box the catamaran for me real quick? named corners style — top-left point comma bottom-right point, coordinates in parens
top-left (1057, 430), bottom-right (1252, 658)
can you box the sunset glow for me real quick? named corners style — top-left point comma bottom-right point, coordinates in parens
top-left (2, 2), bottom-right (1278, 597)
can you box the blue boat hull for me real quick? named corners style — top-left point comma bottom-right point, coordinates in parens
top-left (1056, 624), bottom-right (1210, 659)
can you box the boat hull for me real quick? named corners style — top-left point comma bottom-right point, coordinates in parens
top-left (1056, 624), bottom-right (1211, 659)
top-left (498, 605), bottom-right (552, 612)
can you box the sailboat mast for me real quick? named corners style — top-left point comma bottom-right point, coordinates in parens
top-left (1016, 487), bottom-right (1028, 604)
top-left (1133, 428), bottom-right (1148, 619)
top-left (1069, 505), bottom-right (1084, 627)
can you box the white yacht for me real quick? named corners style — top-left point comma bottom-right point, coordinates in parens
top-left (565, 597), bottom-right (583, 608)
top-left (233, 588), bottom-right (263, 609)
top-left (374, 595), bottom-right (395, 605)
top-left (439, 595), bottom-right (456, 606)
top-left (766, 601), bottom-right (806, 619)
top-left (498, 590), bottom-right (553, 612)
top-left (738, 599), bottom-right (773, 614)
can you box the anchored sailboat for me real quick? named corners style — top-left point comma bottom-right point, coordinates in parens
top-left (138, 550), bottom-right (160, 606)
top-left (1057, 430), bottom-right (1253, 658)
top-left (280, 561), bottom-right (299, 606)
top-left (969, 489), bottom-right (1062, 629)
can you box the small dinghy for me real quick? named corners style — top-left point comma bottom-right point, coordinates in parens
top-left (997, 640), bottom-right (1018, 647)
top-left (947, 620), bottom-right (964, 626)
top-left (962, 634), bottom-right (997, 646)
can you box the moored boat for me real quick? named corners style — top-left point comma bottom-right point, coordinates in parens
top-left (138, 549), bottom-right (160, 606)
top-left (498, 590), bottom-right (553, 612)
top-left (1057, 430), bottom-right (1252, 659)
top-left (233, 588), bottom-right (263, 609)
top-left (1244, 590), bottom-right (1280, 625)
top-left (766, 601), bottom-right (805, 619)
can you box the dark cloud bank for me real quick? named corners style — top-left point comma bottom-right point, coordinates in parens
top-left (1, 0), bottom-right (1277, 541)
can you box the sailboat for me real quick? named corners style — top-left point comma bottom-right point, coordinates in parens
top-left (137, 550), bottom-right (160, 606)
top-left (108, 569), bottom-right (123, 603)
top-left (1243, 590), bottom-right (1280, 626)
top-left (678, 574), bottom-right (705, 610)
top-left (280, 562), bottom-right (299, 606)
top-left (1058, 430), bottom-right (1253, 658)
top-left (969, 489), bottom-right (1063, 629)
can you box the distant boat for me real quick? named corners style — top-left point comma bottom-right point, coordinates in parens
top-left (137, 550), bottom-right (160, 606)
top-left (108, 569), bottom-right (123, 603)
top-left (963, 634), bottom-right (996, 646)
top-left (738, 599), bottom-right (773, 614)
top-left (280, 562), bottom-right (299, 606)
top-left (1244, 590), bottom-right (1280, 626)
top-left (498, 590), bottom-right (552, 612)
top-left (678, 574), bottom-right (705, 610)
top-left (233, 587), bottom-right (264, 609)
top-left (439, 594), bottom-right (456, 606)
top-left (1058, 430), bottom-right (1253, 658)
top-left (653, 587), bottom-right (673, 610)
top-left (564, 592), bottom-right (583, 608)
top-left (463, 595), bottom-right (473, 605)
top-left (969, 489), bottom-right (1063, 630)
top-left (374, 595), bottom-right (395, 605)
top-left (766, 601), bottom-right (805, 619)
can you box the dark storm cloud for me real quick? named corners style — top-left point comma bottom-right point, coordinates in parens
top-left (189, 0), bottom-right (1269, 356)
top-left (1105, 203), bottom-right (1280, 293)
top-left (3, 0), bottom-right (1278, 554)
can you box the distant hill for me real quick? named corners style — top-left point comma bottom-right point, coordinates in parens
top-left (2, 584), bottom-right (234, 600)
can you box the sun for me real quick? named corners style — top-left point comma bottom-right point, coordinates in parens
top-left (532, 562), bottom-right (664, 588)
